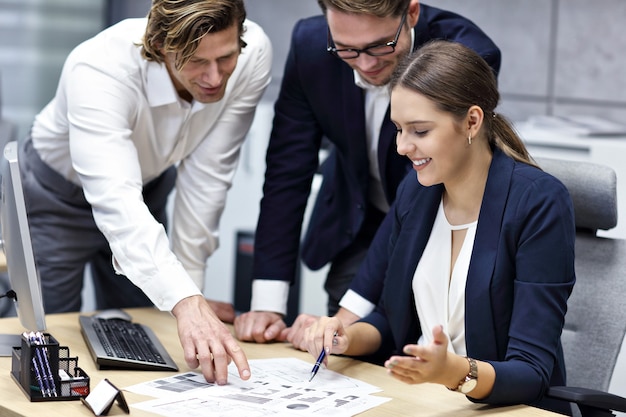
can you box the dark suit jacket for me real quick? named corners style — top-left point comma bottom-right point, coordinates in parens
top-left (360, 148), bottom-right (575, 414)
top-left (253, 4), bottom-right (502, 283)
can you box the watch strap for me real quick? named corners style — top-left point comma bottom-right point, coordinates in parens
top-left (447, 357), bottom-right (478, 392)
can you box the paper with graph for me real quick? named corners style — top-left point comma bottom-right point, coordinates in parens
top-left (127, 357), bottom-right (390, 417)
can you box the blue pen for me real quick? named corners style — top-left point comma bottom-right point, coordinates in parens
top-left (309, 331), bottom-right (338, 382)
top-left (309, 348), bottom-right (327, 382)
top-left (27, 333), bottom-right (50, 397)
top-left (30, 353), bottom-right (48, 397)
top-left (35, 332), bottom-right (58, 397)
top-left (309, 332), bottom-right (339, 382)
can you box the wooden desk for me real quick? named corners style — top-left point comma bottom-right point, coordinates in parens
top-left (0, 308), bottom-right (563, 417)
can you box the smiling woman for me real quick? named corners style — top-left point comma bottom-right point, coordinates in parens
top-left (301, 40), bottom-right (576, 416)
top-left (233, 0), bottom-right (503, 349)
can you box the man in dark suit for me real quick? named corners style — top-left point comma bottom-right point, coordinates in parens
top-left (234, 0), bottom-right (501, 343)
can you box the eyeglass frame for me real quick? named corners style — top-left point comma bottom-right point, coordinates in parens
top-left (326, 9), bottom-right (408, 59)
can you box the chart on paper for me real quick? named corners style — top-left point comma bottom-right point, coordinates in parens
top-left (127, 357), bottom-right (390, 417)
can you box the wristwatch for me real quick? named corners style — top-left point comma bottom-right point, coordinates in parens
top-left (449, 357), bottom-right (478, 394)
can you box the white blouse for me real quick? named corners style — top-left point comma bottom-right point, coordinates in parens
top-left (412, 200), bottom-right (477, 355)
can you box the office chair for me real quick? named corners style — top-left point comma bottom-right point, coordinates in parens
top-left (535, 157), bottom-right (626, 417)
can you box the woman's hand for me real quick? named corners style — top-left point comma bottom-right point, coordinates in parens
top-left (302, 316), bottom-right (347, 366)
top-left (384, 325), bottom-right (456, 385)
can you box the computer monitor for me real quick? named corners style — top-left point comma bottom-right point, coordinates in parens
top-left (0, 141), bottom-right (47, 356)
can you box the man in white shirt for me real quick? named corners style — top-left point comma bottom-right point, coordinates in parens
top-left (19, 0), bottom-right (271, 384)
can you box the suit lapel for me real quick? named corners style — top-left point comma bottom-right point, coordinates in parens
top-left (464, 149), bottom-right (514, 357)
top-left (386, 183), bottom-right (443, 349)
top-left (378, 109), bottom-right (396, 193)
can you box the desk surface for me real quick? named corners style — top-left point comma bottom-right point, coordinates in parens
top-left (0, 308), bottom-right (563, 417)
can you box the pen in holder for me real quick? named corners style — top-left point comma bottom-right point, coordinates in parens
top-left (10, 332), bottom-right (90, 401)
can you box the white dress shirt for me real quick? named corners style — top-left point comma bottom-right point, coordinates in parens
top-left (412, 200), bottom-right (476, 355)
top-left (30, 18), bottom-right (272, 311)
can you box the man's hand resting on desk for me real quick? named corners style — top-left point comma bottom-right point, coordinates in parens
top-left (233, 311), bottom-right (286, 343)
top-left (172, 295), bottom-right (250, 385)
top-left (206, 299), bottom-right (236, 323)
top-left (279, 313), bottom-right (319, 350)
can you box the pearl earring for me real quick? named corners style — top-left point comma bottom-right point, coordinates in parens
top-left (468, 133), bottom-right (472, 145)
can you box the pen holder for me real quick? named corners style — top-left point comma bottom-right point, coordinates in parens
top-left (10, 333), bottom-right (90, 401)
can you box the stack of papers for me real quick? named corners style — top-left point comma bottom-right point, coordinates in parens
top-left (126, 358), bottom-right (391, 417)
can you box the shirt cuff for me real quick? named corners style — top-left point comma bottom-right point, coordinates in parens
top-left (112, 256), bottom-right (202, 312)
top-left (250, 279), bottom-right (290, 316)
top-left (186, 268), bottom-right (205, 291)
top-left (147, 275), bottom-right (202, 312)
top-left (339, 289), bottom-right (375, 318)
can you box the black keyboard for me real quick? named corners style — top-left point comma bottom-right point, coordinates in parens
top-left (79, 315), bottom-right (178, 371)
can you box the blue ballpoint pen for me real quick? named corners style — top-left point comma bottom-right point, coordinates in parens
top-left (35, 332), bottom-right (58, 397)
top-left (309, 348), bottom-right (327, 382)
top-left (309, 331), bottom-right (338, 382)
top-left (28, 333), bottom-right (50, 397)
top-left (30, 354), bottom-right (48, 397)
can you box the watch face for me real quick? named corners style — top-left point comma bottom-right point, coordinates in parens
top-left (460, 378), bottom-right (477, 394)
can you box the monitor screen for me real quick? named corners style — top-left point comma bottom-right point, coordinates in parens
top-left (0, 140), bottom-right (47, 356)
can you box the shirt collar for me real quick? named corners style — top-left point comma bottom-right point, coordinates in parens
top-left (145, 60), bottom-right (182, 107)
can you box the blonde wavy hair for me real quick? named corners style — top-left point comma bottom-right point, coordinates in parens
top-left (141, 0), bottom-right (247, 71)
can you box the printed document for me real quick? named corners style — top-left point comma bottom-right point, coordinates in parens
top-left (127, 357), bottom-right (390, 417)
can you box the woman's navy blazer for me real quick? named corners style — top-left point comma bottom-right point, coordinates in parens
top-left (361, 148), bottom-right (576, 413)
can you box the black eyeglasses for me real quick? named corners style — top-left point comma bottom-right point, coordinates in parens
top-left (326, 9), bottom-right (408, 59)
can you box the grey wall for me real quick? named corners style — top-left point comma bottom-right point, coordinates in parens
top-left (431, 0), bottom-right (626, 124)
top-left (245, 0), bottom-right (626, 125)
top-left (0, 0), bottom-right (107, 139)
top-left (2, 1), bottom-right (625, 137)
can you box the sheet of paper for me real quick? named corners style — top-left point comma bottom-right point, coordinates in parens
top-left (127, 358), bottom-right (390, 417)
top-left (125, 371), bottom-right (211, 398)
top-left (125, 357), bottom-right (381, 397)
top-left (132, 383), bottom-right (390, 417)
